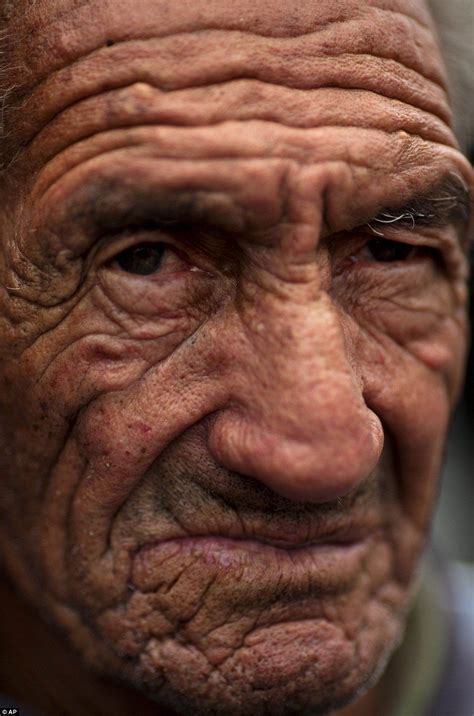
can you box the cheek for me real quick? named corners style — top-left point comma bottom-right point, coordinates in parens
top-left (404, 310), bottom-right (468, 398)
top-left (0, 286), bottom-right (224, 602)
top-left (28, 323), bottom-right (234, 609)
top-left (13, 280), bottom-right (213, 423)
top-left (351, 317), bottom-right (465, 529)
top-left (334, 260), bottom-right (468, 528)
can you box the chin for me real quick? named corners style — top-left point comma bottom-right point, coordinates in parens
top-left (83, 604), bottom-right (406, 716)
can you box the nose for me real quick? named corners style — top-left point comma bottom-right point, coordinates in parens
top-left (207, 292), bottom-right (383, 504)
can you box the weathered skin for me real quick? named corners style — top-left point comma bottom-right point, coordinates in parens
top-left (0, 1), bottom-right (471, 715)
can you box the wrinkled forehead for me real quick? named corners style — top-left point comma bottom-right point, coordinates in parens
top-left (4, 0), bottom-right (444, 96)
top-left (6, 0), bottom-right (436, 35)
top-left (0, 0), bottom-right (456, 185)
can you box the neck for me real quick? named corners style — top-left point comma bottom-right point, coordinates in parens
top-left (0, 573), bottom-right (386, 716)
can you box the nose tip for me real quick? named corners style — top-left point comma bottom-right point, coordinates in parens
top-left (207, 408), bottom-right (384, 504)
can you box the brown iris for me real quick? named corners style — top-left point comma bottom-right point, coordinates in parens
top-left (115, 243), bottom-right (165, 275)
top-left (367, 238), bottom-right (415, 262)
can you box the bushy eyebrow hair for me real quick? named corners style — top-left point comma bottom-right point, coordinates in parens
top-left (65, 183), bottom-right (251, 237)
top-left (368, 173), bottom-right (471, 237)
top-left (50, 171), bottom-right (472, 258)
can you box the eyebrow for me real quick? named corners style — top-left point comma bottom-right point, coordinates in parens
top-left (65, 181), bottom-right (251, 238)
top-left (55, 171), bottom-right (471, 253)
top-left (368, 174), bottom-right (471, 239)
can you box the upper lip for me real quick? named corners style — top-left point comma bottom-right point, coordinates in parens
top-left (135, 516), bottom-right (379, 555)
top-left (207, 524), bottom-right (370, 550)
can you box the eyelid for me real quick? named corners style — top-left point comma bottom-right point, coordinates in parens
top-left (93, 229), bottom-right (185, 267)
top-left (364, 220), bottom-right (461, 251)
top-left (92, 223), bottom-right (234, 278)
top-left (337, 224), bottom-right (452, 259)
top-left (329, 225), bottom-right (447, 274)
top-left (365, 227), bottom-right (450, 269)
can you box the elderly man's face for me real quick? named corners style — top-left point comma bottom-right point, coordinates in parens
top-left (0, 0), bottom-right (471, 714)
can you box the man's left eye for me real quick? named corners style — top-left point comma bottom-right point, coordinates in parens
top-left (366, 238), bottom-right (415, 262)
top-left (114, 242), bottom-right (166, 275)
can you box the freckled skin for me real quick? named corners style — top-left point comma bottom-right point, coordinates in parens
top-left (0, 1), bottom-right (472, 715)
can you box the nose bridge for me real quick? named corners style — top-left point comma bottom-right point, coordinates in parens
top-left (246, 294), bottom-right (355, 437)
top-left (208, 291), bottom-right (384, 503)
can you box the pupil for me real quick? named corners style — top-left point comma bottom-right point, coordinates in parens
top-left (116, 243), bottom-right (165, 275)
top-left (367, 239), bottom-right (413, 262)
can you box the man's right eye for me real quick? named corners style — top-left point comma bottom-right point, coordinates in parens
top-left (366, 238), bottom-right (415, 262)
top-left (114, 242), bottom-right (166, 275)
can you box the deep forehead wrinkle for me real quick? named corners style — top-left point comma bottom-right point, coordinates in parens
top-left (10, 0), bottom-right (435, 41)
top-left (4, 0), bottom-right (446, 114)
top-left (12, 35), bottom-right (452, 160)
top-left (1, 4), bottom-right (452, 174)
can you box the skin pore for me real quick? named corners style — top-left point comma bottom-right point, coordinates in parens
top-left (0, 1), bottom-right (472, 715)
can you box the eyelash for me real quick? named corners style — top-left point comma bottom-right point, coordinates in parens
top-left (328, 225), bottom-right (440, 268)
top-left (363, 237), bottom-right (437, 263)
top-left (97, 229), bottom-right (185, 266)
top-left (99, 225), bottom-right (440, 280)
